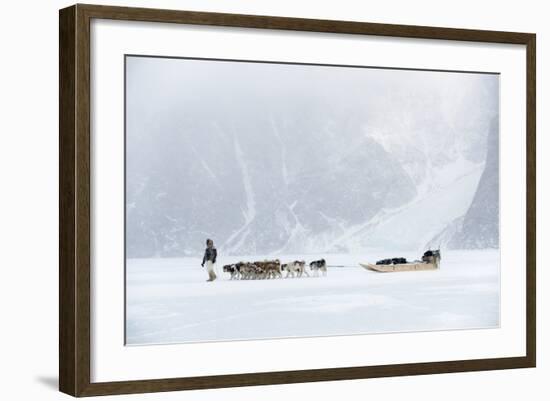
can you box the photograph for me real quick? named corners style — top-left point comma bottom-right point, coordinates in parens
top-left (124, 55), bottom-right (500, 346)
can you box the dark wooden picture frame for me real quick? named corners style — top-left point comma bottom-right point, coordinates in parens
top-left (59, 3), bottom-right (536, 397)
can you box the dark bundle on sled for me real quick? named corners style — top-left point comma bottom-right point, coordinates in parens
top-left (422, 249), bottom-right (441, 264)
top-left (376, 257), bottom-right (407, 265)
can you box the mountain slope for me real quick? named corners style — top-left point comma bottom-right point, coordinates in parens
top-left (446, 117), bottom-right (500, 249)
top-left (125, 57), bottom-right (499, 257)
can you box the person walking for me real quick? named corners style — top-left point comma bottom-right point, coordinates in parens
top-left (201, 238), bottom-right (217, 282)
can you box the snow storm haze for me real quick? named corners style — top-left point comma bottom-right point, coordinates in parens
top-left (125, 57), bottom-right (499, 258)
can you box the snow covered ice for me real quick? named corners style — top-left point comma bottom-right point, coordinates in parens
top-left (126, 249), bottom-right (499, 345)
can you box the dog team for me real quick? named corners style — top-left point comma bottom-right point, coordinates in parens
top-left (223, 258), bottom-right (327, 280)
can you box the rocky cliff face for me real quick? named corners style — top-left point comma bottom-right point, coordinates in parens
top-left (446, 117), bottom-right (499, 249)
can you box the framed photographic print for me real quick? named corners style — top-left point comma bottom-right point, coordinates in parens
top-left (59, 4), bottom-right (536, 397)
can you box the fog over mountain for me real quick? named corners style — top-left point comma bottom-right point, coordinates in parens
top-left (126, 56), bottom-right (499, 258)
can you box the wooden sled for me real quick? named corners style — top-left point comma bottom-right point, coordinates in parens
top-left (359, 262), bottom-right (438, 273)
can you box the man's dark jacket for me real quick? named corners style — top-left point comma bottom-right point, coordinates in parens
top-left (202, 247), bottom-right (217, 266)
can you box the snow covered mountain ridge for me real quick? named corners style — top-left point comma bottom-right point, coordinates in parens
top-left (125, 57), bottom-right (499, 258)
